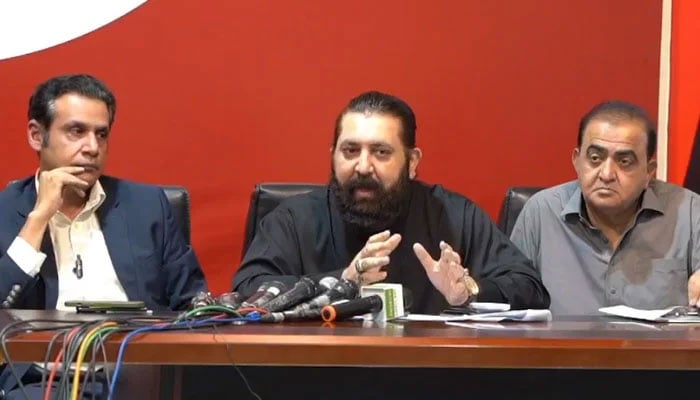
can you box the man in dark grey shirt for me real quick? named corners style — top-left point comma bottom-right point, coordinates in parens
top-left (510, 100), bottom-right (700, 315)
top-left (234, 91), bottom-right (549, 314)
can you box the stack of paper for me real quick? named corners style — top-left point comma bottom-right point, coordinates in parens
top-left (399, 309), bottom-right (552, 323)
top-left (599, 305), bottom-right (700, 323)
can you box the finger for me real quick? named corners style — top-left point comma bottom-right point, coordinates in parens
top-left (364, 234), bottom-right (402, 256)
top-left (367, 230), bottom-right (391, 244)
top-left (58, 166), bottom-right (88, 175)
top-left (412, 243), bottom-right (436, 271)
top-left (446, 248), bottom-right (461, 265)
top-left (360, 256), bottom-right (390, 271)
top-left (62, 175), bottom-right (90, 188)
top-left (689, 280), bottom-right (700, 306)
top-left (447, 262), bottom-right (464, 282)
top-left (362, 271), bottom-right (388, 285)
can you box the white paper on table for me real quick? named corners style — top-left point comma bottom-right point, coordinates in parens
top-left (599, 305), bottom-right (700, 323)
top-left (399, 309), bottom-right (552, 323)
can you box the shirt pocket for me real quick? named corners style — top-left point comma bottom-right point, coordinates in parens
top-left (634, 258), bottom-right (688, 309)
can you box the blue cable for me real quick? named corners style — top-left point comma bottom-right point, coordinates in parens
top-left (106, 316), bottom-right (255, 399)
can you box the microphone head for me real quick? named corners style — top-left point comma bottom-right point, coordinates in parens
top-left (318, 276), bottom-right (339, 291)
top-left (217, 292), bottom-right (244, 310)
top-left (243, 280), bottom-right (289, 308)
top-left (332, 279), bottom-right (359, 299)
top-left (190, 291), bottom-right (215, 309)
top-left (262, 276), bottom-right (319, 312)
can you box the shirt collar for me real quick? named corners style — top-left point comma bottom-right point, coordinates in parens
top-left (560, 181), bottom-right (665, 219)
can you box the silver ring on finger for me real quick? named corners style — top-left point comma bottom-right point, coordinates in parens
top-left (355, 258), bottom-right (366, 274)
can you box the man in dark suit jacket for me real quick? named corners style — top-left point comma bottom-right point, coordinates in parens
top-left (0, 74), bottom-right (206, 398)
top-left (0, 175), bottom-right (206, 311)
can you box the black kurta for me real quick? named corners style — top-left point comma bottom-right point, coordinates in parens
top-left (233, 181), bottom-right (549, 314)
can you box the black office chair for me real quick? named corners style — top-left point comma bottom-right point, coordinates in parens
top-left (496, 186), bottom-right (543, 237)
top-left (160, 186), bottom-right (191, 245)
top-left (242, 183), bottom-right (324, 255)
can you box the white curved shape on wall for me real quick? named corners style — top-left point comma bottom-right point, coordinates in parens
top-left (0, 0), bottom-right (148, 61)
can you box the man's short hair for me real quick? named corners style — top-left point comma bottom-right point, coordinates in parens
top-left (28, 74), bottom-right (117, 131)
top-left (577, 100), bottom-right (656, 159)
top-left (333, 91), bottom-right (417, 149)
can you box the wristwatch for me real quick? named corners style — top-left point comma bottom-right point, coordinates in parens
top-left (462, 272), bottom-right (479, 304)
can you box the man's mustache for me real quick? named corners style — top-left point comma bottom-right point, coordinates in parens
top-left (347, 176), bottom-right (381, 191)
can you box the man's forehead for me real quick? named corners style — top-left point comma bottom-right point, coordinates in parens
top-left (583, 120), bottom-right (646, 146)
top-left (338, 113), bottom-right (402, 142)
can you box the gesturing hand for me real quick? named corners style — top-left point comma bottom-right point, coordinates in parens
top-left (413, 241), bottom-right (477, 306)
top-left (342, 230), bottom-right (401, 285)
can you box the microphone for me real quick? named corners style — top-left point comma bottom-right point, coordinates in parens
top-left (260, 278), bottom-right (357, 323)
top-left (190, 291), bottom-right (216, 309)
top-left (241, 281), bottom-right (288, 308)
top-left (320, 284), bottom-right (412, 322)
top-left (216, 292), bottom-right (244, 310)
top-left (321, 295), bottom-right (383, 322)
top-left (289, 278), bottom-right (358, 313)
top-left (259, 307), bottom-right (323, 323)
top-left (261, 276), bottom-right (319, 312)
top-left (73, 254), bottom-right (84, 279)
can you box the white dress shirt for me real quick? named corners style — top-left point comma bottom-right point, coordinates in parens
top-left (6, 178), bottom-right (128, 310)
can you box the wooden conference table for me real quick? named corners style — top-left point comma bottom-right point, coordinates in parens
top-left (2, 309), bottom-right (700, 399)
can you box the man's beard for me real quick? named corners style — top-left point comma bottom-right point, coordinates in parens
top-left (330, 166), bottom-right (411, 232)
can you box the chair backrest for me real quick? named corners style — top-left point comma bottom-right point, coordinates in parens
top-left (160, 185), bottom-right (191, 245)
top-left (242, 183), bottom-right (324, 255)
top-left (497, 186), bottom-right (543, 237)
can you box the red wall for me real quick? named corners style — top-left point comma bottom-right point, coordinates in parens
top-left (0, 0), bottom-right (662, 294)
top-left (668, 0), bottom-right (700, 184)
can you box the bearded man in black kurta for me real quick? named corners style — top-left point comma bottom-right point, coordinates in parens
top-left (233, 91), bottom-right (549, 314)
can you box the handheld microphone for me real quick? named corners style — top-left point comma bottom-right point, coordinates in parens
top-left (216, 292), bottom-right (244, 310)
top-left (259, 307), bottom-right (323, 323)
top-left (241, 281), bottom-right (288, 308)
top-left (321, 295), bottom-right (383, 322)
top-left (190, 291), bottom-right (216, 309)
top-left (290, 278), bottom-right (359, 313)
top-left (261, 276), bottom-right (319, 312)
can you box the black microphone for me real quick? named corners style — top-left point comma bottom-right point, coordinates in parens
top-left (290, 278), bottom-right (359, 313)
top-left (261, 276), bottom-right (319, 312)
top-left (259, 307), bottom-right (323, 323)
top-left (321, 295), bottom-right (383, 322)
top-left (216, 292), bottom-right (244, 310)
top-left (73, 254), bottom-right (84, 279)
top-left (241, 281), bottom-right (288, 308)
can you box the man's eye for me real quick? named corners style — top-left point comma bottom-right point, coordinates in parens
top-left (376, 149), bottom-right (390, 156)
top-left (619, 158), bottom-right (632, 166)
top-left (589, 154), bottom-right (601, 163)
top-left (342, 148), bottom-right (359, 155)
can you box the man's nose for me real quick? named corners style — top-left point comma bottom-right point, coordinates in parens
top-left (81, 132), bottom-right (99, 155)
top-left (354, 150), bottom-right (374, 175)
top-left (598, 159), bottom-right (616, 182)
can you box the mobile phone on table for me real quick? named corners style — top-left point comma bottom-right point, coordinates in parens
top-left (64, 300), bottom-right (147, 313)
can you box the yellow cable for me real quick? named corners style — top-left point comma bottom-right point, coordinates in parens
top-left (71, 322), bottom-right (118, 400)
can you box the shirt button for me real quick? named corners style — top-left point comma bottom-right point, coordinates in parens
top-left (610, 288), bottom-right (617, 295)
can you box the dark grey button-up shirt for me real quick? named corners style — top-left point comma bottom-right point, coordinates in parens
top-left (510, 179), bottom-right (700, 315)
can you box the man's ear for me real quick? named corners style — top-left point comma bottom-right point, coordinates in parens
top-left (28, 120), bottom-right (44, 151)
top-left (647, 158), bottom-right (658, 183)
top-left (408, 148), bottom-right (422, 179)
top-left (571, 147), bottom-right (580, 172)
